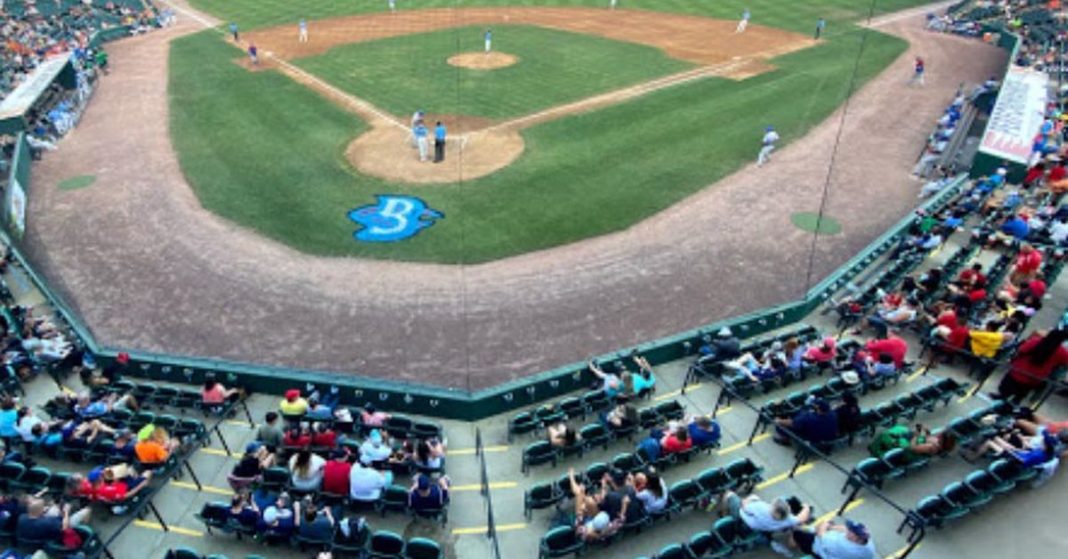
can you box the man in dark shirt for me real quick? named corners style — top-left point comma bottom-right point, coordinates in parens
top-left (699, 327), bottom-right (742, 362)
top-left (774, 399), bottom-right (839, 448)
top-left (408, 475), bottom-right (450, 514)
top-left (296, 500), bottom-right (334, 542)
top-left (16, 499), bottom-right (87, 545)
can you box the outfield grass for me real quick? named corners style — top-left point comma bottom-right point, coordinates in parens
top-left (170, 20), bottom-right (909, 262)
top-left (189, 0), bottom-right (937, 33)
top-left (294, 25), bottom-right (694, 120)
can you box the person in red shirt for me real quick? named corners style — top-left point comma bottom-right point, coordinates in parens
top-left (311, 423), bottom-right (337, 448)
top-left (864, 335), bottom-right (909, 368)
top-left (996, 328), bottom-right (1068, 402)
top-left (955, 263), bottom-right (986, 289)
top-left (1010, 244), bottom-right (1043, 284)
top-left (321, 450), bottom-right (352, 496)
top-left (283, 426), bottom-right (312, 448)
top-left (659, 426), bottom-right (693, 454)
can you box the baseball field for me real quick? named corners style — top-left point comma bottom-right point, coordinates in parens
top-left (169, 0), bottom-right (936, 263)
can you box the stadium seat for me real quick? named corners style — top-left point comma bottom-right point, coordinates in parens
top-left (941, 481), bottom-right (993, 511)
top-left (521, 441), bottom-right (558, 474)
top-left (194, 501), bottom-right (232, 535)
top-left (534, 406), bottom-right (565, 429)
top-left (539, 526), bottom-right (584, 559)
top-left (712, 516), bottom-right (763, 551)
top-left (638, 407), bottom-right (663, 429)
top-left (656, 401), bottom-right (685, 421)
top-left (165, 549), bottom-right (201, 559)
top-left (584, 462), bottom-right (610, 485)
top-left (684, 530), bottom-right (732, 559)
top-left (653, 543), bottom-right (687, 559)
top-left (724, 458), bottom-right (763, 489)
top-left (667, 479), bottom-right (705, 511)
top-left (611, 452), bottom-right (645, 474)
top-left (404, 537), bottom-right (443, 559)
top-left (260, 466), bottom-right (291, 491)
top-left (558, 397), bottom-right (586, 420)
top-left (11, 466), bottom-right (51, 493)
top-left (964, 469), bottom-right (1014, 496)
top-left (384, 416), bottom-right (414, 440)
top-left (914, 495), bottom-right (967, 528)
top-left (525, 481), bottom-right (563, 519)
top-left (581, 390), bottom-right (610, 414)
top-left (368, 530), bottom-right (406, 559)
top-left (579, 423), bottom-right (611, 452)
top-left (695, 467), bottom-right (732, 495)
top-left (0, 462), bottom-right (25, 491)
top-left (377, 485), bottom-right (410, 516)
top-left (989, 458), bottom-right (1039, 485)
top-left (508, 412), bottom-right (539, 442)
top-left (851, 458), bottom-right (902, 489)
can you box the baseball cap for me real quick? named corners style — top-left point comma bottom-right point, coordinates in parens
top-left (263, 508), bottom-right (279, 524)
top-left (87, 466), bottom-right (104, 483)
top-left (765, 125), bottom-right (775, 131)
top-left (285, 389), bottom-right (300, 401)
top-left (718, 327), bottom-right (732, 337)
top-left (417, 475), bottom-right (430, 490)
top-left (245, 441), bottom-right (262, 454)
top-left (845, 520), bottom-right (869, 542)
top-left (841, 371), bottom-right (860, 385)
top-left (116, 352), bottom-right (130, 365)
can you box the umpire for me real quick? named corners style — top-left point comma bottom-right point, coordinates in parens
top-left (434, 121), bottom-right (447, 163)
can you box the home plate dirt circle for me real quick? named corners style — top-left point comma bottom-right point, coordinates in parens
top-left (447, 52), bottom-right (518, 70)
top-left (346, 126), bottom-right (525, 184)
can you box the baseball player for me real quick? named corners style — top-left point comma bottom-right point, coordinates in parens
top-left (414, 123), bottom-right (430, 162)
top-left (410, 110), bottom-right (425, 148)
top-left (388, 0), bottom-right (396, 13)
top-left (247, 43), bottom-right (258, 65)
top-left (484, 29), bottom-right (493, 53)
top-left (757, 125), bottom-right (779, 167)
top-left (815, 17), bottom-right (826, 39)
top-left (609, 0), bottom-right (617, 9)
top-left (229, 22), bottom-right (239, 42)
top-left (736, 9), bottom-right (750, 33)
top-left (909, 56), bottom-right (925, 86)
top-left (298, 19), bottom-right (308, 43)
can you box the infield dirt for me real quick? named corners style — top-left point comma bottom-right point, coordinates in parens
top-left (239, 7), bottom-right (816, 184)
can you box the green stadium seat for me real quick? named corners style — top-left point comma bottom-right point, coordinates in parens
top-left (685, 530), bottom-right (732, 559)
top-left (376, 485), bottom-right (409, 516)
top-left (695, 467), bottom-right (732, 495)
top-left (539, 525), bottom-right (584, 559)
top-left (667, 479), bottom-right (705, 511)
top-left (941, 481), bottom-right (993, 511)
top-left (964, 469), bottom-right (1014, 496)
top-left (654, 543), bottom-right (687, 559)
top-left (914, 495), bottom-right (967, 528)
top-left (404, 538), bottom-right (443, 559)
top-left (611, 452), bottom-right (645, 474)
top-left (521, 441), bottom-right (558, 474)
top-left (713, 516), bottom-right (764, 551)
top-left (578, 423), bottom-right (611, 452)
top-left (368, 530), bottom-right (406, 559)
top-left (525, 481), bottom-right (563, 519)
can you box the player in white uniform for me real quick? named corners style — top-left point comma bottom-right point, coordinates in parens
top-left (736, 8), bottom-right (751, 33)
top-left (484, 29), bottom-right (493, 53)
top-left (298, 19), bottom-right (308, 42)
top-left (388, 0), bottom-right (396, 13)
top-left (410, 110), bottom-right (425, 148)
top-left (757, 125), bottom-right (779, 167)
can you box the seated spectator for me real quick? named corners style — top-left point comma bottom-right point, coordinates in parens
top-left (228, 493), bottom-right (260, 530)
top-left (860, 354), bottom-right (897, 381)
top-left (860, 298), bottom-right (919, 338)
top-left (834, 392), bottom-right (862, 434)
top-left (687, 415), bottom-right (721, 448)
top-left (864, 335), bottom-right (908, 368)
top-left (408, 474), bottom-right (450, 515)
top-left (322, 449), bottom-right (353, 496)
top-left (230, 442), bottom-right (275, 487)
top-left (0, 397), bottom-right (18, 440)
top-left (630, 353), bottom-right (657, 397)
top-left (603, 397), bottom-right (638, 431)
top-left (968, 321), bottom-right (1013, 359)
top-left (201, 379), bottom-right (242, 414)
top-left (789, 519), bottom-right (876, 559)
top-left (413, 438), bottom-right (446, 470)
top-left (134, 426), bottom-right (179, 466)
top-left (568, 468), bottom-right (624, 542)
top-left (868, 424), bottom-right (912, 458)
top-left (660, 426), bottom-right (693, 455)
top-left (994, 328), bottom-right (1068, 403)
top-left (631, 470), bottom-right (667, 514)
top-left (283, 425), bottom-right (313, 448)
top-left (311, 422), bottom-right (337, 449)
top-left (803, 337), bottom-right (837, 365)
top-left (88, 465), bottom-right (153, 514)
top-left (256, 412), bottom-right (284, 451)
top-left (906, 425), bottom-right (956, 458)
top-left (16, 498), bottom-right (91, 546)
top-left (1010, 244), bottom-right (1043, 284)
top-left (774, 399), bottom-right (839, 449)
top-left (334, 515), bottom-right (368, 547)
top-left (699, 327), bottom-right (742, 361)
top-left (719, 490), bottom-right (811, 554)
top-left (260, 492), bottom-right (296, 541)
top-left (588, 360), bottom-right (622, 399)
top-left (783, 338), bottom-right (805, 374)
top-left (349, 461), bottom-right (392, 504)
top-left (295, 498), bottom-right (334, 542)
top-left (289, 449), bottom-right (326, 492)
top-left (547, 422), bottom-right (581, 448)
top-left (280, 389), bottom-right (309, 417)
top-left (108, 429), bottom-right (137, 462)
top-left (359, 403), bottom-right (391, 427)
top-left (359, 429), bottom-right (392, 466)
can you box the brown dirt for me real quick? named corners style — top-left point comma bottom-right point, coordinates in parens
top-left (26, 2), bottom-right (1009, 390)
top-left (447, 52), bottom-right (518, 70)
top-left (246, 7), bottom-right (815, 67)
top-left (345, 126), bottom-right (524, 184)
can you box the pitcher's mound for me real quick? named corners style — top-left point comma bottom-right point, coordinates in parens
top-left (346, 126), bottom-right (525, 184)
top-left (448, 52), bottom-right (518, 70)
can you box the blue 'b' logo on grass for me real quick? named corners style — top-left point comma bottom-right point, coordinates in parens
top-left (348, 195), bottom-right (443, 243)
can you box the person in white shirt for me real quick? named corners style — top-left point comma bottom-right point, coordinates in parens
top-left (720, 491), bottom-right (811, 555)
top-left (1049, 217), bottom-right (1068, 245)
top-left (349, 462), bottom-right (392, 502)
top-left (757, 125), bottom-right (780, 166)
top-left (359, 429), bottom-right (392, 465)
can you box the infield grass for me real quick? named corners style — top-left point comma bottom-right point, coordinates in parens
top-left (170, 21), bottom-right (909, 262)
top-left (294, 25), bottom-right (694, 120)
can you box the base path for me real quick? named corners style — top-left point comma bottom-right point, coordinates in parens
top-left (26, 6), bottom-right (1007, 390)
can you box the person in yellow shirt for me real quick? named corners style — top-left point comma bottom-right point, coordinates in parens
top-left (280, 389), bottom-right (309, 417)
top-left (968, 321), bottom-right (1013, 358)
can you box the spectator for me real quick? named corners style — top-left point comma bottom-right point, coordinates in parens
top-left (588, 360), bottom-right (622, 399)
top-left (660, 425), bottom-right (692, 454)
top-left (134, 426), bottom-right (179, 466)
top-left (289, 448), bottom-right (326, 492)
top-left (994, 328), bottom-right (1068, 402)
top-left (408, 474), bottom-right (450, 515)
top-left (687, 415), bottom-right (721, 447)
top-left (603, 397), bottom-right (638, 431)
top-left (864, 335), bottom-right (908, 368)
top-left (835, 392), bottom-right (863, 434)
top-left (968, 320), bottom-right (1013, 358)
top-left (311, 422), bottom-right (337, 449)
top-left (631, 353), bottom-right (657, 397)
top-left (790, 520), bottom-right (876, 559)
top-left (413, 438), bottom-right (446, 470)
top-left (906, 424), bottom-right (957, 459)
top-left (359, 429), bottom-right (392, 465)
top-left (295, 499), bottom-right (334, 542)
top-left (260, 492), bottom-right (296, 541)
top-left (632, 470), bottom-right (667, 514)
top-left (0, 397), bottom-right (17, 440)
top-left (283, 424), bottom-right (312, 448)
top-left (719, 491), bottom-right (811, 555)
top-left (349, 461), bottom-right (392, 504)
top-left (322, 449), bottom-right (353, 496)
top-left (547, 422), bottom-right (581, 448)
top-left (280, 389), bottom-right (309, 417)
top-left (774, 399), bottom-right (839, 449)
top-left (230, 442), bottom-right (275, 489)
top-left (1010, 244), bottom-right (1043, 284)
top-left (256, 412), bottom-right (284, 450)
top-left (88, 465), bottom-right (153, 514)
top-left (803, 337), bottom-right (837, 364)
top-left (699, 327), bottom-right (742, 361)
top-left (201, 379), bottom-right (242, 414)
top-left (359, 403), bottom-right (391, 427)
top-left (228, 493), bottom-right (260, 531)
top-left (16, 498), bottom-right (91, 546)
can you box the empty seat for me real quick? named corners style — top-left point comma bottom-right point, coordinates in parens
top-left (853, 457), bottom-right (902, 489)
top-left (964, 469), bottom-right (1015, 496)
top-left (521, 441), bottom-right (558, 474)
top-left (611, 452), bottom-right (645, 474)
top-left (724, 458), bottom-right (763, 489)
top-left (695, 467), bottom-right (732, 495)
top-left (534, 406), bottom-right (565, 428)
top-left (656, 401), bottom-right (685, 421)
top-left (525, 481), bottom-right (563, 519)
top-left (368, 530), bottom-right (406, 559)
top-left (684, 530), bottom-right (732, 559)
top-left (376, 485), bottom-right (409, 516)
top-left (508, 412), bottom-right (538, 442)
top-left (913, 495), bottom-right (967, 528)
top-left (579, 423), bottom-right (611, 452)
top-left (941, 481), bottom-right (992, 511)
top-left (539, 525), bottom-right (584, 559)
top-left (653, 543), bottom-right (687, 559)
top-left (558, 397), bottom-right (586, 420)
top-left (404, 537), bottom-right (443, 559)
top-left (581, 391), bottom-right (610, 414)
top-left (989, 458), bottom-right (1039, 485)
top-left (713, 516), bottom-right (763, 551)
top-left (667, 479), bottom-right (705, 511)
top-left (194, 501), bottom-right (232, 534)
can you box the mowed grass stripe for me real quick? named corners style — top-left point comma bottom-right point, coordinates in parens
top-left (294, 24), bottom-right (693, 120)
top-left (186, 0), bottom-right (940, 33)
top-left (169, 12), bottom-right (907, 262)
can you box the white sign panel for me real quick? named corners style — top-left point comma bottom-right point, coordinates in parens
top-left (979, 67), bottom-right (1049, 164)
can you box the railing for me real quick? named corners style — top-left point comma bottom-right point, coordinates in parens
top-left (475, 428), bottom-right (503, 559)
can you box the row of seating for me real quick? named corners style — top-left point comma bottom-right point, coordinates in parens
top-left (844, 400), bottom-right (1014, 491)
top-left (688, 325), bottom-right (821, 381)
top-left (169, 528), bottom-right (444, 558)
top-left (519, 400), bottom-right (687, 472)
top-left (911, 457), bottom-right (1043, 529)
top-left (525, 457), bottom-right (763, 521)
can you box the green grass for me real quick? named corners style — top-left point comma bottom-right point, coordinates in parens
top-left (189, 0), bottom-right (936, 34)
top-left (294, 25), bottom-right (693, 120)
top-left (170, 20), bottom-right (909, 262)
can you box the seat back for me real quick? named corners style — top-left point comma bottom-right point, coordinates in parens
top-left (405, 537), bottom-right (443, 559)
top-left (654, 543), bottom-right (687, 559)
top-left (541, 525), bottom-right (582, 556)
top-left (370, 530), bottom-right (406, 555)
